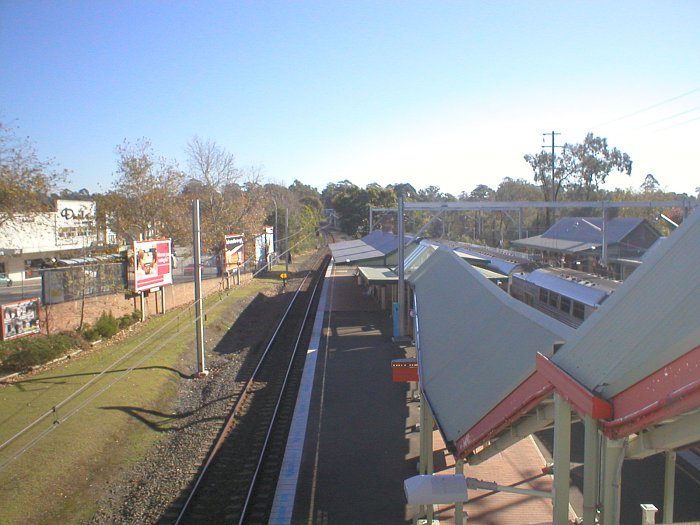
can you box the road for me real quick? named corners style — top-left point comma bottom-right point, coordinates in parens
top-left (0, 267), bottom-right (225, 306)
top-left (0, 281), bottom-right (42, 304)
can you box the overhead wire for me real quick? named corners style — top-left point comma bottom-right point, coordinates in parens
top-left (0, 300), bottom-right (198, 471)
top-left (2, 227), bottom-right (322, 468)
top-left (0, 304), bottom-right (194, 454)
top-left (592, 87), bottom-right (700, 129)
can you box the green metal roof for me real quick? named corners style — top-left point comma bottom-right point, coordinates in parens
top-left (358, 260), bottom-right (506, 285)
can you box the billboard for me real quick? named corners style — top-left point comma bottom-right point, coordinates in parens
top-left (254, 227), bottom-right (274, 264)
top-left (2, 297), bottom-right (40, 340)
top-left (129, 239), bottom-right (173, 292)
top-left (224, 234), bottom-right (245, 273)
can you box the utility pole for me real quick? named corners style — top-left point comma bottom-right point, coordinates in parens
top-left (542, 131), bottom-right (563, 226)
top-left (285, 208), bottom-right (289, 274)
top-left (397, 193), bottom-right (405, 338)
top-left (192, 200), bottom-right (207, 377)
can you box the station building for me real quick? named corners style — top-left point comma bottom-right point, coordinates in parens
top-left (512, 216), bottom-right (662, 280)
top-left (0, 198), bottom-right (111, 284)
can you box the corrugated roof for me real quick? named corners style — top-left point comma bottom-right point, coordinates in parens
top-left (329, 230), bottom-right (410, 264)
top-left (409, 247), bottom-right (573, 446)
top-left (357, 266), bottom-right (397, 283)
top-left (404, 241), bottom-right (438, 276)
top-left (512, 268), bottom-right (618, 307)
top-left (512, 217), bottom-right (654, 253)
top-left (543, 217), bottom-right (645, 244)
top-left (553, 210), bottom-right (700, 398)
top-left (511, 235), bottom-right (599, 253)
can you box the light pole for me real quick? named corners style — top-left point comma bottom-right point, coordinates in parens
top-left (270, 195), bottom-right (278, 258)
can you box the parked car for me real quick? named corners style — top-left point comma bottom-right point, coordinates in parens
top-left (0, 273), bottom-right (12, 287)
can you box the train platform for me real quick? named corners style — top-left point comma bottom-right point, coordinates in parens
top-left (270, 262), bottom-right (565, 524)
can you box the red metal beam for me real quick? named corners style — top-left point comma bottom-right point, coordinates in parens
top-left (455, 373), bottom-right (553, 457)
top-left (601, 344), bottom-right (700, 439)
top-left (454, 346), bottom-right (700, 458)
top-left (536, 353), bottom-right (613, 420)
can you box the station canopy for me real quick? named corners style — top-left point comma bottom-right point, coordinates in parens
top-left (550, 208), bottom-right (700, 447)
top-left (409, 210), bottom-right (700, 460)
top-left (329, 230), bottom-right (415, 266)
top-left (408, 247), bottom-right (573, 450)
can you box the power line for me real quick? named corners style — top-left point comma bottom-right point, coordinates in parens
top-left (592, 86), bottom-right (700, 128)
top-left (658, 114), bottom-right (700, 133)
top-left (642, 105), bottom-right (700, 128)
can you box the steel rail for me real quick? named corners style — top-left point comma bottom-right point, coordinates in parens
top-left (173, 252), bottom-right (327, 525)
top-left (237, 254), bottom-right (328, 524)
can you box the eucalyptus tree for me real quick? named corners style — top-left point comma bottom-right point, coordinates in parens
top-left (525, 133), bottom-right (632, 224)
top-left (565, 133), bottom-right (632, 200)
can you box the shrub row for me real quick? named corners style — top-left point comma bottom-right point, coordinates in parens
top-left (0, 332), bottom-right (82, 374)
top-left (81, 310), bottom-right (141, 342)
top-left (0, 310), bottom-right (142, 375)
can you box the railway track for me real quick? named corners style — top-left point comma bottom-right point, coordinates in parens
top-left (172, 252), bottom-right (330, 524)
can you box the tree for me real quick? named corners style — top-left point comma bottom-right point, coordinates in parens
top-left (289, 179), bottom-right (323, 214)
top-left (525, 133), bottom-right (632, 224)
top-left (524, 150), bottom-right (569, 227)
top-left (104, 138), bottom-right (187, 243)
top-left (388, 183), bottom-right (417, 201)
top-left (0, 121), bottom-right (69, 225)
top-left (641, 174), bottom-right (660, 194)
top-left (567, 133), bottom-right (632, 200)
top-left (325, 182), bottom-right (398, 236)
top-left (466, 184), bottom-right (495, 201)
top-left (524, 150), bottom-right (569, 204)
top-left (184, 136), bottom-right (268, 251)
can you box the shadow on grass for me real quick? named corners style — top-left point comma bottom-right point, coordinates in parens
top-left (6, 365), bottom-right (192, 391)
top-left (99, 392), bottom-right (236, 432)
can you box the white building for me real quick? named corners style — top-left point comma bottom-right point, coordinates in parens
top-left (0, 199), bottom-right (100, 283)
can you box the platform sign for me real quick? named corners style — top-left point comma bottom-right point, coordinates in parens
top-left (391, 358), bottom-right (418, 382)
top-left (2, 297), bottom-right (40, 340)
top-left (130, 238), bottom-right (173, 292)
top-left (224, 233), bottom-right (244, 273)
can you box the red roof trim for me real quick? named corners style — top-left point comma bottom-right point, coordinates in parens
top-left (455, 373), bottom-right (553, 457)
top-left (536, 353), bottom-right (613, 419)
top-left (601, 344), bottom-right (700, 439)
top-left (454, 347), bottom-right (700, 458)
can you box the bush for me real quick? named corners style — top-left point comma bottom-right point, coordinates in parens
top-left (94, 312), bottom-right (119, 339)
top-left (0, 332), bottom-right (82, 373)
top-left (81, 325), bottom-right (101, 342)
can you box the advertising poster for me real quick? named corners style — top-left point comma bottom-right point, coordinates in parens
top-left (224, 234), bottom-right (245, 273)
top-left (254, 228), bottom-right (273, 264)
top-left (2, 297), bottom-right (40, 340)
top-left (130, 239), bottom-right (173, 292)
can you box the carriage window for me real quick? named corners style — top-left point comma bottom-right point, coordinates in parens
top-left (560, 296), bottom-right (571, 314)
top-left (539, 289), bottom-right (548, 303)
top-left (548, 292), bottom-right (559, 308)
top-left (573, 301), bottom-right (585, 320)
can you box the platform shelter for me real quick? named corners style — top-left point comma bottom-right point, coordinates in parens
top-left (405, 210), bottom-right (700, 524)
top-left (328, 229), bottom-right (418, 267)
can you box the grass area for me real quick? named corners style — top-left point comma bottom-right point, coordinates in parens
top-left (0, 275), bottom-right (281, 525)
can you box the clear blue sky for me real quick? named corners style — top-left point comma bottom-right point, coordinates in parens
top-left (2, 1), bottom-right (699, 197)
